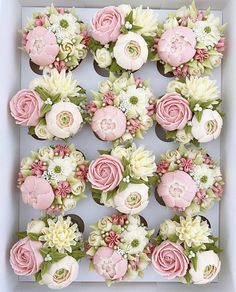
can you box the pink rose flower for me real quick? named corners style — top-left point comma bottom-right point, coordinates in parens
top-left (157, 26), bottom-right (196, 67)
top-left (25, 26), bottom-right (59, 66)
top-left (93, 247), bottom-right (128, 280)
top-left (88, 154), bottom-right (124, 192)
top-left (91, 106), bottom-right (127, 141)
top-left (10, 237), bottom-right (43, 276)
top-left (91, 6), bottom-right (125, 45)
top-left (157, 170), bottom-right (197, 211)
top-left (156, 93), bottom-right (192, 131)
top-left (21, 176), bottom-right (54, 210)
top-left (10, 89), bottom-right (43, 127)
top-left (152, 240), bottom-right (189, 279)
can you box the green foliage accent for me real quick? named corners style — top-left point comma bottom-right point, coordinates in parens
top-left (106, 189), bottom-right (117, 201)
top-left (68, 95), bottom-right (87, 106)
top-left (109, 59), bottom-right (123, 73)
top-left (108, 42), bottom-right (116, 52)
top-left (184, 271), bottom-right (192, 284)
top-left (35, 271), bottom-right (42, 283)
top-left (171, 215), bottom-right (180, 223)
top-left (191, 255), bottom-right (198, 271)
top-left (155, 234), bottom-right (163, 245)
top-left (88, 39), bottom-right (103, 52)
top-left (91, 188), bottom-right (102, 200)
top-left (69, 242), bottom-right (85, 261)
top-left (126, 11), bottom-right (133, 23)
top-left (184, 125), bottom-right (192, 134)
top-left (98, 149), bottom-right (111, 155)
top-left (165, 130), bottom-right (177, 140)
top-left (41, 103), bottom-right (52, 115)
top-left (34, 86), bottom-right (51, 101)
top-left (164, 63), bottom-right (173, 74)
top-left (28, 233), bottom-right (41, 241)
top-left (191, 138), bottom-right (200, 147)
top-left (143, 36), bottom-right (155, 47)
top-left (121, 156), bottom-right (130, 167)
top-left (28, 126), bottom-right (35, 137)
top-left (40, 261), bottom-right (52, 276)
top-left (39, 247), bottom-right (67, 275)
top-left (168, 234), bottom-right (179, 243)
top-left (17, 231), bottom-right (27, 239)
top-left (147, 175), bottom-right (158, 187)
top-left (118, 181), bottom-right (128, 192)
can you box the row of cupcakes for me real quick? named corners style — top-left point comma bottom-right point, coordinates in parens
top-left (10, 70), bottom-right (223, 145)
top-left (21, 2), bottom-right (225, 76)
top-left (10, 213), bottom-right (221, 288)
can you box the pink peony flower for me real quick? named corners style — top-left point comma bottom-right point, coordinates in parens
top-left (216, 37), bottom-right (225, 53)
top-left (156, 160), bottom-right (169, 174)
top-left (53, 60), bottom-right (68, 72)
top-left (212, 182), bottom-right (223, 198)
top-left (156, 92), bottom-right (192, 131)
top-left (88, 154), bottom-right (124, 192)
top-left (105, 231), bottom-right (120, 248)
top-left (31, 160), bottom-right (47, 176)
top-left (173, 64), bottom-right (189, 77)
top-left (194, 48), bottom-right (209, 63)
top-left (55, 181), bottom-right (71, 198)
top-left (91, 106), bottom-right (127, 141)
top-left (76, 164), bottom-right (88, 180)
top-left (103, 92), bottom-right (116, 105)
top-left (157, 170), bottom-right (197, 211)
top-left (91, 6), bottom-right (125, 45)
top-left (21, 176), bottom-right (54, 210)
top-left (10, 89), bottom-right (43, 127)
top-left (10, 237), bottom-right (43, 276)
top-left (111, 214), bottom-right (127, 226)
top-left (179, 158), bottom-right (193, 172)
top-left (194, 188), bottom-right (206, 204)
top-left (54, 145), bottom-right (70, 158)
top-left (93, 247), bottom-right (128, 280)
top-left (127, 118), bottom-right (140, 134)
top-left (25, 26), bottom-right (59, 66)
top-left (86, 101), bottom-right (97, 114)
top-left (157, 26), bottom-right (196, 67)
top-left (152, 240), bottom-right (189, 279)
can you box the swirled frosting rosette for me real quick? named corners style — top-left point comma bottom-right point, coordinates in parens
top-left (21, 4), bottom-right (88, 72)
top-left (10, 69), bottom-right (87, 140)
top-left (86, 213), bottom-right (154, 285)
top-left (151, 1), bottom-right (226, 77)
top-left (89, 5), bottom-right (158, 73)
top-left (10, 215), bottom-right (85, 289)
top-left (88, 143), bottom-right (157, 214)
top-left (155, 145), bottom-right (224, 214)
top-left (86, 72), bottom-right (156, 144)
top-left (155, 76), bottom-right (223, 145)
top-left (152, 215), bottom-right (221, 284)
top-left (18, 144), bottom-right (88, 213)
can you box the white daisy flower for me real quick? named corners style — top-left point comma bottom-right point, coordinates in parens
top-left (48, 156), bottom-right (77, 182)
top-left (193, 164), bottom-right (215, 189)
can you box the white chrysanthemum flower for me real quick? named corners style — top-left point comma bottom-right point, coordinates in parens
top-left (182, 76), bottom-right (219, 102)
top-left (121, 225), bottom-right (148, 255)
top-left (48, 156), bottom-right (77, 182)
top-left (118, 85), bottom-right (152, 117)
top-left (193, 164), bottom-right (215, 189)
top-left (176, 216), bottom-right (212, 248)
top-left (30, 69), bottom-right (81, 100)
top-left (132, 6), bottom-right (158, 36)
top-left (129, 146), bottom-right (156, 181)
top-left (49, 13), bottom-right (79, 41)
top-left (39, 216), bottom-right (81, 253)
top-left (193, 14), bottom-right (221, 47)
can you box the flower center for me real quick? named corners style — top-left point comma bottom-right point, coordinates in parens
top-left (56, 111), bottom-right (74, 128)
top-left (125, 192), bottom-right (141, 208)
top-left (131, 239), bottom-right (139, 248)
top-left (53, 268), bottom-right (70, 284)
top-left (200, 175), bottom-right (208, 183)
top-left (169, 182), bottom-right (185, 197)
top-left (205, 119), bottom-right (218, 135)
top-left (54, 165), bottom-right (62, 173)
top-left (203, 265), bottom-right (217, 279)
top-left (60, 19), bottom-right (69, 29)
top-left (100, 118), bottom-right (116, 131)
top-left (125, 41), bottom-right (141, 59)
top-left (129, 96), bottom-right (138, 105)
top-left (204, 26), bottom-right (212, 33)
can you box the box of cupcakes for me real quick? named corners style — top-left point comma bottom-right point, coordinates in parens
top-left (1, 0), bottom-right (236, 291)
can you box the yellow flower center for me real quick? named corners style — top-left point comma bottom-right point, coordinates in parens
top-left (203, 265), bottom-right (217, 279)
top-left (125, 192), bottom-right (142, 208)
top-left (125, 41), bottom-right (141, 59)
top-left (205, 119), bottom-right (218, 135)
top-left (56, 111), bottom-right (74, 128)
top-left (53, 268), bottom-right (70, 284)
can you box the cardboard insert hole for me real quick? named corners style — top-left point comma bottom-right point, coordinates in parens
top-left (156, 61), bottom-right (174, 78)
top-left (29, 59), bottom-right (43, 75)
top-left (93, 60), bottom-right (109, 77)
top-left (63, 214), bottom-right (85, 233)
top-left (154, 186), bottom-right (166, 206)
top-left (92, 192), bottom-right (104, 206)
top-left (155, 123), bottom-right (174, 142)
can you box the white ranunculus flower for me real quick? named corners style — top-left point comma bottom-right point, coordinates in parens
top-left (98, 80), bottom-right (113, 94)
top-left (76, 44), bottom-right (87, 59)
top-left (38, 146), bottom-right (54, 161)
top-left (46, 101), bottom-right (83, 139)
top-left (159, 219), bottom-right (178, 240)
top-left (175, 6), bottom-right (190, 17)
top-left (189, 251), bottom-right (221, 284)
top-left (176, 129), bottom-right (193, 144)
top-left (132, 6), bottom-right (158, 36)
top-left (113, 32), bottom-right (148, 71)
top-left (121, 132), bottom-right (133, 143)
top-left (41, 256), bottom-right (79, 289)
top-left (111, 145), bottom-right (132, 161)
top-left (88, 231), bottom-right (102, 246)
top-left (63, 198), bottom-right (77, 211)
top-left (69, 150), bottom-right (84, 164)
top-left (48, 156), bottom-right (76, 182)
top-left (27, 220), bottom-right (46, 234)
top-left (164, 17), bottom-right (179, 30)
top-left (94, 48), bottom-right (112, 68)
top-left (182, 76), bottom-right (219, 102)
top-left (209, 51), bottom-right (223, 68)
top-left (97, 216), bottom-right (113, 231)
top-left (118, 4), bottom-right (132, 16)
top-left (191, 109), bottom-right (223, 143)
top-left (114, 183), bottom-right (149, 214)
top-left (165, 149), bottom-right (181, 162)
top-left (71, 180), bottom-right (85, 196)
top-left (35, 121), bottom-right (54, 140)
top-left (140, 115), bottom-right (153, 131)
top-left (187, 62), bottom-right (205, 76)
top-left (130, 146), bottom-right (156, 181)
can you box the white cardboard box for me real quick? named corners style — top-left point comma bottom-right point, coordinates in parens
top-left (1, 0), bottom-right (236, 291)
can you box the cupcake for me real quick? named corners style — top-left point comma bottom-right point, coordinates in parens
top-left (86, 72), bottom-right (156, 144)
top-left (21, 4), bottom-right (89, 73)
top-left (89, 5), bottom-right (158, 73)
top-left (10, 215), bottom-right (85, 289)
top-left (86, 213), bottom-right (154, 285)
top-left (151, 1), bottom-right (226, 77)
top-left (152, 215), bottom-right (221, 284)
top-left (10, 69), bottom-right (87, 140)
top-left (155, 145), bottom-right (224, 214)
top-left (88, 143), bottom-right (157, 214)
top-left (18, 144), bottom-right (88, 213)
top-left (155, 76), bottom-right (223, 145)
